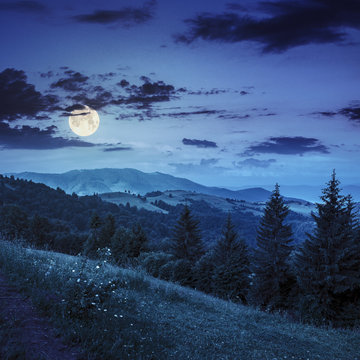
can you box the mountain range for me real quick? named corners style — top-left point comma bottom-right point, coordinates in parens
top-left (9, 168), bottom-right (274, 202)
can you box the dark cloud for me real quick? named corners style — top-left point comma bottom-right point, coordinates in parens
top-left (315, 103), bottom-right (360, 122)
top-left (165, 109), bottom-right (223, 118)
top-left (103, 146), bottom-right (132, 152)
top-left (115, 78), bottom-right (178, 110)
top-left (117, 79), bottom-right (130, 88)
top-left (0, 68), bottom-right (58, 121)
top-left (39, 71), bottom-right (54, 78)
top-left (242, 136), bottom-right (330, 156)
top-left (218, 113), bottom-right (250, 120)
top-left (182, 138), bottom-right (218, 148)
top-left (315, 111), bottom-right (337, 117)
top-left (50, 71), bottom-right (89, 92)
top-left (73, 0), bottom-right (156, 26)
top-left (0, 1), bottom-right (47, 13)
top-left (340, 106), bottom-right (360, 122)
top-left (234, 158), bottom-right (276, 168)
top-left (176, 0), bottom-right (360, 53)
top-left (0, 122), bottom-right (94, 150)
top-left (97, 72), bottom-right (117, 81)
top-left (58, 74), bottom-right (179, 115)
top-left (188, 88), bottom-right (228, 96)
top-left (69, 88), bottom-right (113, 110)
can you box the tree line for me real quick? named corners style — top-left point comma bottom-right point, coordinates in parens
top-left (1, 171), bottom-right (359, 327)
top-left (144, 171), bottom-right (360, 328)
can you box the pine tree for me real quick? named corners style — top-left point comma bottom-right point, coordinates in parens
top-left (111, 226), bottom-right (132, 263)
top-left (83, 212), bottom-right (102, 257)
top-left (296, 171), bottom-right (360, 326)
top-left (170, 205), bottom-right (204, 263)
top-left (251, 184), bottom-right (294, 310)
top-left (212, 214), bottom-right (250, 303)
top-left (130, 223), bottom-right (148, 257)
top-left (98, 214), bottom-right (116, 249)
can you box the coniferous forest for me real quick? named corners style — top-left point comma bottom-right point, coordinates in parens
top-left (1, 171), bottom-right (360, 330)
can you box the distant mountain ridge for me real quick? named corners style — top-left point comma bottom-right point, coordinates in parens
top-left (9, 168), bottom-right (273, 202)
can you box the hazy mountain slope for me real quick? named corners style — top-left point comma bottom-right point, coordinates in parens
top-left (101, 189), bottom-right (316, 217)
top-left (10, 168), bottom-right (273, 202)
top-left (271, 184), bottom-right (360, 202)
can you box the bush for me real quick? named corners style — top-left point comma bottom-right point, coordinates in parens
top-left (140, 252), bottom-right (174, 278)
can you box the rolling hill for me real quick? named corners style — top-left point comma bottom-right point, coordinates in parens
top-left (1, 241), bottom-right (359, 360)
top-left (10, 168), bottom-right (273, 202)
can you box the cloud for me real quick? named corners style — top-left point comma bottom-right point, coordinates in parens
top-left (96, 72), bottom-right (117, 81)
top-left (165, 109), bottom-right (223, 118)
top-left (54, 73), bottom-right (179, 115)
top-left (72, 0), bottom-right (156, 26)
top-left (103, 146), bottom-right (132, 152)
top-left (0, 1), bottom-right (47, 13)
top-left (0, 68), bottom-right (58, 121)
top-left (176, 0), bottom-right (360, 53)
top-left (0, 122), bottom-right (95, 150)
top-left (315, 111), bottom-right (337, 117)
top-left (234, 158), bottom-right (276, 168)
top-left (117, 79), bottom-right (130, 87)
top-left (340, 106), bottom-right (360, 122)
top-left (69, 88), bottom-right (113, 110)
top-left (316, 103), bottom-right (360, 122)
top-left (169, 158), bottom-right (223, 173)
top-left (242, 136), bottom-right (329, 156)
top-left (50, 71), bottom-right (89, 92)
top-left (114, 78), bottom-right (178, 110)
top-left (182, 138), bottom-right (218, 148)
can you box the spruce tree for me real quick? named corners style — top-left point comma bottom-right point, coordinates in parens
top-left (130, 223), bottom-right (148, 257)
top-left (170, 205), bottom-right (204, 263)
top-left (251, 184), bottom-right (294, 310)
top-left (296, 171), bottom-right (360, 326)
top-left (212, 214), bottom-right (250, 303)
top-left (98, 214), bottom-right (116, 249)
top-left (83, 212), bottom-right (102, 257)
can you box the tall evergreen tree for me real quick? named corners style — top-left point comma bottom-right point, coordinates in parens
top-left (130, 223), bottom-right (148, 257)
top-left (296, 171), bottom-right (360, 326)
top-left (251, 184), bottom-right (294, 310)
top-left (98, 214), bottom-right (116, 249)
top-left (170, 205), bottom-right (204, 263)
top-left (83, 212), bottom-right (102, 257)
top-left (212, 214), bottom-right (250, 303)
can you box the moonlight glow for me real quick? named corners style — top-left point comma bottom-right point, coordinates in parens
top-left (68, 105), bottom-right (100, 137)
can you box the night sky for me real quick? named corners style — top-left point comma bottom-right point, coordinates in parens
top-left (0, 0), bottom-right (359, 189)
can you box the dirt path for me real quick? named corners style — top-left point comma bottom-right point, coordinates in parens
top-left (0, 272), bottom-right (85, 360)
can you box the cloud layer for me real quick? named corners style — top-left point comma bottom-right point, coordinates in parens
top-left (0, 68), bottom-right (57, 121)
top-left (176, 0), bottom-right (360, 53)
top-left (0, 1), bottom-right (47, 13)
top-left (0, 122), bottom-right (94, 150)
top-left (73, 0), bottom-right (156, 27)
top-left (242, 136), bottom-right (329, 155)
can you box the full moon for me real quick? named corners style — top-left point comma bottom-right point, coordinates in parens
top-left (68, 105), bottom-right (100, 136)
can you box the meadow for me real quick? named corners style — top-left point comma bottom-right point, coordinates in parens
top-left (0, 240), bottom-right (359, 360)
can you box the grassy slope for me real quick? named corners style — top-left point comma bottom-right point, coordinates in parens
top-left (0, 241), bottom-right (359, 360)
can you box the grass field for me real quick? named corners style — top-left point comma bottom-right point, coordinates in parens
top-left (0, 240), bottom-right (359, 360)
